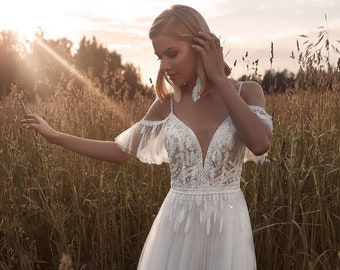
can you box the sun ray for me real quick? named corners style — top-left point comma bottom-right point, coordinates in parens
top-left (32, 38), bottom-right (127, 120)
top-left (35, 39), bottom-right (94, 89)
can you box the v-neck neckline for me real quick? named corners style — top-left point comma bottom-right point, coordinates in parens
top-left (168, 112), bottom-right (232, 168)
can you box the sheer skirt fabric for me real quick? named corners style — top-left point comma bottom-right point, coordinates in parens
top-left (137, 188), bottom-right (257, 270)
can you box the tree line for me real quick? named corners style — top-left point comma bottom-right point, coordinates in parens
top-left (0, 30), bottom-right (154, 101)
top-left (0, 30), bottom-right (338, 101)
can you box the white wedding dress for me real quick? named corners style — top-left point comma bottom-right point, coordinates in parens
top-left (115, 83), bottom-right (273, 270)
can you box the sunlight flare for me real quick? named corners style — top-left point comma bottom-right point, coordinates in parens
top-left (35, 39), bottom-right (95, 89)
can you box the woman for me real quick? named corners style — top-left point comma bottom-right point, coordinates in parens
top-left (22, 5), bottom-right (273, 270)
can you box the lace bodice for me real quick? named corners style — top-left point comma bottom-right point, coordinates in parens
top-left (115, 103), bottom-right (272, 193)
top-left (163, 112), bottom-right (243, 191)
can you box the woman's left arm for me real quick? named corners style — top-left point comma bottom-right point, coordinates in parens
top-left (193, 31), bottom-right (272, 155)
top-left (215, 78), bottom-right (272, 156)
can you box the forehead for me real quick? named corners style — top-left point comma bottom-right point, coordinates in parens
top-left (152, 35), bottom-right (189, 55)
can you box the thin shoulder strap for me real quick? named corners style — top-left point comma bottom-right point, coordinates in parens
top-left (236, 82), bottom-right (243, 95)
top-left (170, 95), bottom-right (174, 112)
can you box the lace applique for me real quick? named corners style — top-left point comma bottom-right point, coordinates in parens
top-left (249, 105), bottom-right (273, 131)
top-left (114, 119), bottom-right (168, 165)
top-left (115, 104), bottom-right (273, 190)
top-left (162, 113), bottom-right (243, 192)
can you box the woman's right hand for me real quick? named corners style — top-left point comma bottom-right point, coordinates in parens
top-left (21, 114), bottom-right (132, 164)
top-left (21, 114), bottom-right (58, 144)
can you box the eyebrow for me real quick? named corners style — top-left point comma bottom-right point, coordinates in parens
top-left (154, 46), bottom-right (178, 58)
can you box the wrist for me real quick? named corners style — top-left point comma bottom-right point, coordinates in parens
top-left (212, 75), bottom-right (228, 89)
top-left (49, 130), bottom-right (63, 145)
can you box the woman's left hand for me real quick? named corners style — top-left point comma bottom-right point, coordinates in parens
top-left (192, 31), bottom-right (226, 83)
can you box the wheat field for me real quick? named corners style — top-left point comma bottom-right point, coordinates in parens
top-left (0, 76), bottom-right (339, 269)
top-left (0, 36), bottom-right (339, 269)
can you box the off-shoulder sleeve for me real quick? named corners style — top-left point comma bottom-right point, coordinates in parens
top-left (244, 105), bottom-right (273, 163)
top-left (114, 119), bottom-right (168, 165)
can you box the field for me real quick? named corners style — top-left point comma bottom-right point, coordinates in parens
top-left (0, 38), bottom-right (340, 269)
top-left (0, 78), bottom-right (339, 270)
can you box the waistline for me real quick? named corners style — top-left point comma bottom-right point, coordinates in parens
top-left (169, 187), bottom-right (242, 201)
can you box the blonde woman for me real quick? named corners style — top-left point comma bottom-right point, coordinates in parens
top-left (22, 5), bottom-right (273, 270)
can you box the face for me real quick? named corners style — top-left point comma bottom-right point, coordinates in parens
top-left (152, 35), bottom-right (198, 87)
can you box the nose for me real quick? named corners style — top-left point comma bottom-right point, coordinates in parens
top-left (160, 59), bottom-right (171, 71)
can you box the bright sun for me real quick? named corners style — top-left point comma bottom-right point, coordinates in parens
top-left (0, 0), bottom-right (91, 44)
top-left (0, 1), bottom-right (51, 41)
top-left (0, 0), bottom-right (154, 43)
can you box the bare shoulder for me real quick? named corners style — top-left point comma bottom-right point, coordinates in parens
top-left (240, 80), bottom-right (265, 107)
top-left (143, 96), bottom-right (171, 121)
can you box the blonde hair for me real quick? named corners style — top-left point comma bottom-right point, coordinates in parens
top-left (149, 4), bottom-right (231, 102)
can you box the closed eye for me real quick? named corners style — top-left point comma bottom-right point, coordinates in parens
top-left (167, 51), bottom-right (178, 58)
top-left (154, 48), bottom-right (178, 61)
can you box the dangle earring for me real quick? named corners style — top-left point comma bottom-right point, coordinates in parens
top-left (191, 76), bottom-right (202, 102)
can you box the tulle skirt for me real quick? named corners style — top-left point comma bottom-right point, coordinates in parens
top-left (137, 187), bottom-right (257, 270)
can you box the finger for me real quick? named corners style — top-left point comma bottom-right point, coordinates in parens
top-left (21, 115), bottom-right (41, 130)
top-left (25, 114), bottom-right (44, 123)
top-left (22, 122), bottom-right (36, 129)
top-left (192, 43), bottom-right (208, 58)
top-left (22, 122), bottom-right (40, 130)
top-left (198, 32), bottom-right (220, 49)
top-left (21, 118), bottom-right (37, 125)
top-left (195, 32), bottom-right (216, 49)
top-left (26, 114), bottom-right (40, 120)
top-left (193, 37), bottom-right (211, 51)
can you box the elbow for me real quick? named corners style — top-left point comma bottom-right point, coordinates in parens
top-left (110, 142), bottom-right (133, 164)
top-left (249, 137), bottom-right (272, 156)
top-left (112, 160), bottom-right (124, 165)
top-left (106, 158), bottom-right (128, 165)
top-left (111, 152), bottom-right (133, 165)
top-left (253, 143), bottom-right (270, 156)
top-left (246, 122), bottom-right (272, 156)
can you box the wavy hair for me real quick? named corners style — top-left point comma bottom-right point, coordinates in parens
top-left (149, 4), bottom-right (231, 102)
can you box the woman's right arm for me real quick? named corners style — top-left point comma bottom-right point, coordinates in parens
top-left (22, 114), bottom-right (133, 164)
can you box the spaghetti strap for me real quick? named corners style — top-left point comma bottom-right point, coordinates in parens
top-left (237, 82), bottom-right (243, 95)
top-left (170, 95), bottom-right (174, 112)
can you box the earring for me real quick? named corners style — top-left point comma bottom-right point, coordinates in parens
top-left (192, 76), bottom-right (202, 102)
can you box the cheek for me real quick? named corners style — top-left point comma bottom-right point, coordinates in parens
top-left (179, 51), bottom-right (197, 71)
top-left (183, 55), bottom-right (198, 77)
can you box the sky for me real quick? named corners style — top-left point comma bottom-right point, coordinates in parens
top-left (1, 0), bottom-right (339, 84)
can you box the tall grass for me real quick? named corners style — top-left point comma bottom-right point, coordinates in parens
top-left (243, 90), bottom-right (339, 269)
top-left (1, 82), bottom-right (170, 269)
top-left (0, 34), bottom-right (339, 269)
